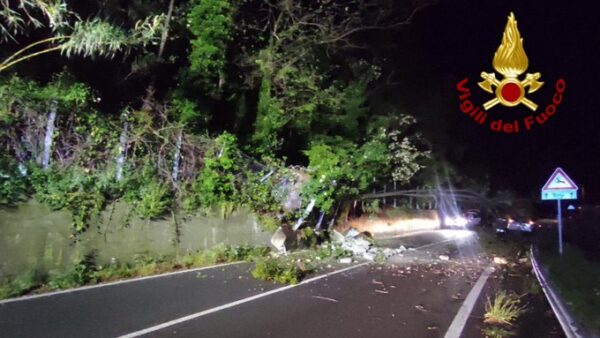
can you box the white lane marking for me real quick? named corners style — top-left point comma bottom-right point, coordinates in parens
top-left (444, 265), bottom-right (494, 338)
top-left (1, 231), bottom-right (463, 305)
top-left (0, 262), bottom-right (244, 305)
top-left (118, 262), bottom-right (369, 338)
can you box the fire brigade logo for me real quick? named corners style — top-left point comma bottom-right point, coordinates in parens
top-left (478, 12), bottom-right (544, 111)
top-left (456, 12), bottom-right (566, 134)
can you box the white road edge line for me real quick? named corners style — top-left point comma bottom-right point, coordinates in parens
top-left (444, 265), bottom-right (494, 338)
top-left (118, 262), bottom-right (369, 338)
top-left (0, 234), bottom-right (458, 306)
top-left (0, 262), bottom-right (244, 305)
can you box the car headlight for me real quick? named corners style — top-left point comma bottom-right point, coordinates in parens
top-left (444, 216), bottom-right (468, 227)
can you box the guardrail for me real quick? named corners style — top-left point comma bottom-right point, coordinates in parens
top-left (529, 247), bottom-right (585, 338)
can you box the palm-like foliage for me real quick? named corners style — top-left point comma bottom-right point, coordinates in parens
top-left (0, 0), bottom-right (71, 42)
top-left (0, 11), bottom-right (165, 72)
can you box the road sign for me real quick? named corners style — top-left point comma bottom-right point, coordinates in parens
top-left (541, 167), bottom-right (578, 200)
top-left (541, 189), bottom-right (577, 200)
top-left (540, 167), bottom-right (578, 256)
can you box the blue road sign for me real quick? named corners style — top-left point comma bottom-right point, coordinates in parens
top-left (540, 167), bottom-right (578, 256)
top-left (541, 167), bottom-right (578, 201)
top-left (541, 189), bottom-right (577, 200)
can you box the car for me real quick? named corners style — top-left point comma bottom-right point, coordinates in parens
top-left (506, 218), bottom-right (536, 233)
top-left (494, 216), bottom-right (538, 237)
top-left (465, 209), bottom-right (482, 227)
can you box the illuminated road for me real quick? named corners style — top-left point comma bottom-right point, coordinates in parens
top-left (0, 230), bottom-right (501, 338)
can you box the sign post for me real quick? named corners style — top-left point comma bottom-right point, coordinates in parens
top-left (541, 167), bottom-right (578, 255)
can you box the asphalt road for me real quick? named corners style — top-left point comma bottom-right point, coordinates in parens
top-left (0, 230), bottom-right (489, 338)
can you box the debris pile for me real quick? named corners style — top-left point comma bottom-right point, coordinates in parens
top-left (331, 228), bottom-right (406, 262)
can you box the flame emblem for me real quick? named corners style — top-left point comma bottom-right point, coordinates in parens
top-left (479, 12), bottom-right (543, 111)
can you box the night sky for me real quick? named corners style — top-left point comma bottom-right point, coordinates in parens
top-left (401, 0), bottom-right (600, 202)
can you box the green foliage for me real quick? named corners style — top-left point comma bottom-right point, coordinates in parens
top-left (0, 0), bottom-right (71, 42)
top-left (314, 244), bottom-right (353, 261)
top-left (251, 77), bottom-right (284, 156)
top-left (1, 245), bottom-right (271, 299)
top-left (482, 326), bottom-right (516, 338)
top-left (239, 169), bottom-right (280, 214)
top-left (49, 253), bottom-right (97, 289)
top-left (257, 214), bottom-right (280, 233)
top-left (363, 199), bottom-right (380, 215)
top-left (170, 94), bottom-right (203, 125)
top-left (484, 290), bottom-right (525, 326)
top-left (188, 0), bottom-right (233, 97)
top-left (0, 74), bottom-right (92, 124)
top-left (189, 132), bottom-right (241, 209)
top-left (302, 141), bottom-right (355, 212)
top-left (301, 123), bottom-right (427, 212)
top-left (0, 156), bottom-right (27, 205)
top-left (135, 181), bottom-right (171, 219)
top-left (544, 246), bottom-right (600, 331)
top-left (29, 165), bottom-right (113, 232)
top-left (0, 270), bottom-right (45, 299)
top-left (251, 256), bottom-right (313, 285)
top-left (59, 15), bottom-right (165, 58)
top-left (122, 165), bottom-right (172, 219)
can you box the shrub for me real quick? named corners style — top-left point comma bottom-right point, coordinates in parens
top-left (135, 181), bottom-right (171, 219)
top-left (484, 290), bottom-right (525, 325)
top-left (49, 253), bottom-right (97, 289)
top-left (0, 270), bottom-right (45, 299)
top-left (251, 257), bottom-right (313, 285)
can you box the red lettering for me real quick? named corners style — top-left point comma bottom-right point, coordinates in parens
top-left (536, 113), bottom-right (548, 124)
top-left (490, 120), bottom-right (502, 132)
top-left (460, 100), bottom-right (474, 114)
top-left (552, 92), bottom-right (563, 105)
top-left (457, 78), bottom-right (471, 100)
top-left (556, 78), bottom-right (566, 93)
top-left (546, 103), bottom-right (556, 116)
top-left (524, 116), bottom-right (535, 130)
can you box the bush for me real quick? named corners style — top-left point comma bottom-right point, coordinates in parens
top-left (29, 166), bottom-right (113, 232)
top-left (135, 181), bottom-right (171, 219)
top-left (251, 257), bottom-right (313, 285)
top-left (0, 155), bottom-right (29, 206)
top-left (49, 253), bottom-right (97, 289)
top-left (0, 270), bottom-right (45, 299)
top-left (195, 133), bottom-right (241, 206)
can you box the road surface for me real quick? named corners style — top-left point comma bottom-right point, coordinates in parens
top-left (0, 230), bottom-right (499, 338)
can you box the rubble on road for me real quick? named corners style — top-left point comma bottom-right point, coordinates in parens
top-left (331, 228), bottom-right (407, 262)
top-left (493, 256), bottom-right (508, 265)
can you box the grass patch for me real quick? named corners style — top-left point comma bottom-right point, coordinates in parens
top-left (542, 245), bottom-right (600, 333)
top-left (484, 290), bottom-right (526, 326)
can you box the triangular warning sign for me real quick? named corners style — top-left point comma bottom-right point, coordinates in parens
top-left (542, 168), bottom-right (578, 191)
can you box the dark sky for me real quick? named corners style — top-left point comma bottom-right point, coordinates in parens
top-left (401, 0), bottom-right (600, 202)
